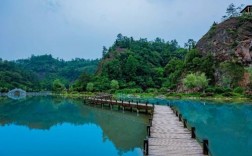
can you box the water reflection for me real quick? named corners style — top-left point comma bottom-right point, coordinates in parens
top-left (117, 95), bottom-right (252, 156)
top-left (172, 100), bottom-right (252, 156)
top-left (0, 96), bottom-right (148, 156)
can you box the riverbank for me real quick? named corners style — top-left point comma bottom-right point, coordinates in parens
top-left (56, 91), bottom-right (252, 103)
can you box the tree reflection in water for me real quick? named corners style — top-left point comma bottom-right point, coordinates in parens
top-left (0, 96), bottom-right (149, 154)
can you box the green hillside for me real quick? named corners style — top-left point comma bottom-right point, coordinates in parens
top-left (0, 55), bottom-right (99, 91)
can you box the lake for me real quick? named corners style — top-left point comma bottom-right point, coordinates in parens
top-left (0, 96), bottom-right (149, 156)
top-left (1, 96), bottom-right (252, 156)
top-left (120, 96), bottom-right (252, 156)
top-left (172, 100), bottom-right (252, 156)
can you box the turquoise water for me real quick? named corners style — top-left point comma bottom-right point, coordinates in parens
top-left (172, 100), bottom-right (252, 156)
top-left (119, 96), bottom-right (252, 156)
top-left (0, 96), bottom-right (148, 156)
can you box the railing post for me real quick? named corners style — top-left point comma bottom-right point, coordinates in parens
top-left (183, 119), bottom-right (187, 128)
top-left (191, 127), bottom-right (196, 138)
top-left (143, 139), bottom-right (149, 155)
top-left (149, 118), bottom-right (152, 126)
top-left (179, 114), bottom-right (182, 121)
top-left (203, 139), bottom-right (209, 155)
top-left (147, 125), bottom-right (151, 137)
top-left (145, 101), bottom-right (148, 114)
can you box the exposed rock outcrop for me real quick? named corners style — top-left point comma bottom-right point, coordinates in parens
top-left (196, 17), bottom-right (252, 65)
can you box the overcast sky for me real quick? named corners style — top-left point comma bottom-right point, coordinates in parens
top-left (0, 0), bottom-right (250, 60)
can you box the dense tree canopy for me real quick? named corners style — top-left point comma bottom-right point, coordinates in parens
top-left (0, 55), bottom-right (99, 91)
top-left (89, 34), bottom-right (187, 91)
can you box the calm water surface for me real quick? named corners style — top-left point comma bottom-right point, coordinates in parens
top-left (121, 96), bottom-right (252, 156)
top-left (172, 100), bottom-right (252, 156)
top-left (0, 96), bottom-right (148, 156)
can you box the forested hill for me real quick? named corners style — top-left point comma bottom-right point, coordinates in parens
top-left (92, 34), bottom-right (187, 91)
top-left (83, 13), bottom-right (252, 94)
top-left (0, 55), bottom-right (99, 91)
top-left (0, 59), bottom-right (40, 91)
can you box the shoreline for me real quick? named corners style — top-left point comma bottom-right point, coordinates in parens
top-left (1, 91), bottom-right (251, 103)
top-left (59, 92), bottom-right (252, 103)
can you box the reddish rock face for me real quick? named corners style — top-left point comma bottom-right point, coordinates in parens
top-left (196, 17), bottom-right (252, 65)
top-left (235, 39), bottom-right (252, 63)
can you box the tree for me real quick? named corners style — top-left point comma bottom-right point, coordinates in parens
top-left (183, 73), bottom-right (209, 92)
top-left (219, 62), bottom-right (244, 88)
top-left (86, 82), bottom-right (94, 92)
top-left (183, 73), bottom-right (197, 89)
top-left (111, 80), bottom-right (119, 90)
top-left (184, 39), bottom-right (196, 51)
top-left (196, 73), bottom-right (209, 93)
top-left (222, 3), bottom-right (243, 20)
top-left (52, 79), bottom-right (65, 92)
top-left (102, 46), bottom-right (108, 58)
top-left (124, 55), bottom-right (138, 81)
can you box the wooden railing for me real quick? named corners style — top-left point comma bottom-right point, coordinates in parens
top-left (170, 106), bottom-right (211, 155)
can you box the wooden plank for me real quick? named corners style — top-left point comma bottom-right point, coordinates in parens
top-left (147, 105), bottom-right (205, 156)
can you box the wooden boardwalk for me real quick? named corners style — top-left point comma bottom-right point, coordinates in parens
top-left (84, 95), bottom-right (208, 155)
top-left (84, 97), bottom-right (154, 114)
top-left (146, 105), bottom-right (205, 156)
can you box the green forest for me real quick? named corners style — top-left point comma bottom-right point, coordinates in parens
top-left (0, 55), bottom-right (99, 92)
top-left (73, 35), bottom-right (224, 94)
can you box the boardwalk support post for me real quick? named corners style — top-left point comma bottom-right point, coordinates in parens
top-left (191, 127), bottom-right (196, 138)
top-left (147, 125), bottom-right (151, 137)
top-left (145, 102), bottom-right (148, 114)
top-left (203, 139), bottom-right (209, 155)
top-left (179, 114), bottom-right (182, 121)
top-left (143, 139), bottom-right (149, 155)
top-left (183, 119), bottom-right (187, 128)
top-left (149, 118), bottom-right (152, 126)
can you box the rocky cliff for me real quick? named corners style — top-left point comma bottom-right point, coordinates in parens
top-left (196, 17), bottom-right (252, 65)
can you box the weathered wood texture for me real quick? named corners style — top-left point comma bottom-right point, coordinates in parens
top-left (148, 105), bottom-right (204, 156)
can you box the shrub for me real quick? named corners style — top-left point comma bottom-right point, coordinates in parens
top-left (233, 87), bottom-right (244, 94)
top-left (52, 79), bottom-right (66, 93)
top-left (224, 88), bottom-right (232, 93)
top-left (159, 87), bottom-right (169, 93)
top-left (111, 80), bottom-right (119, 90)
top-left (86, 82), bottom-right (94, 92)
top-left (146, 88), bottom-right (157, 93)
top-left (214, 87), bottom-right (225, 94)
top-left (183, 73), bottom-right (209, 92)
top-left (222, 92), bottom-right (234, 97)
top-left (205, 87), bottom-right (215, 93)
top-left (115, 88), bottom-right (143, 94)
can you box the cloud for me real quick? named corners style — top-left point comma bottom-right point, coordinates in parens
top-left (0, 0), bottom-right (251, 60)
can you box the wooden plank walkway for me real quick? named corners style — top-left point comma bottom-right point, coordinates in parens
top-left (147, 105), bottom-right (204, 156)
top-left (84, 97), bottom-right (154, 114)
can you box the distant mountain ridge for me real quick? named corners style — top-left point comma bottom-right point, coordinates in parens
top-left (0, 55), bottom-right (99, 91)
